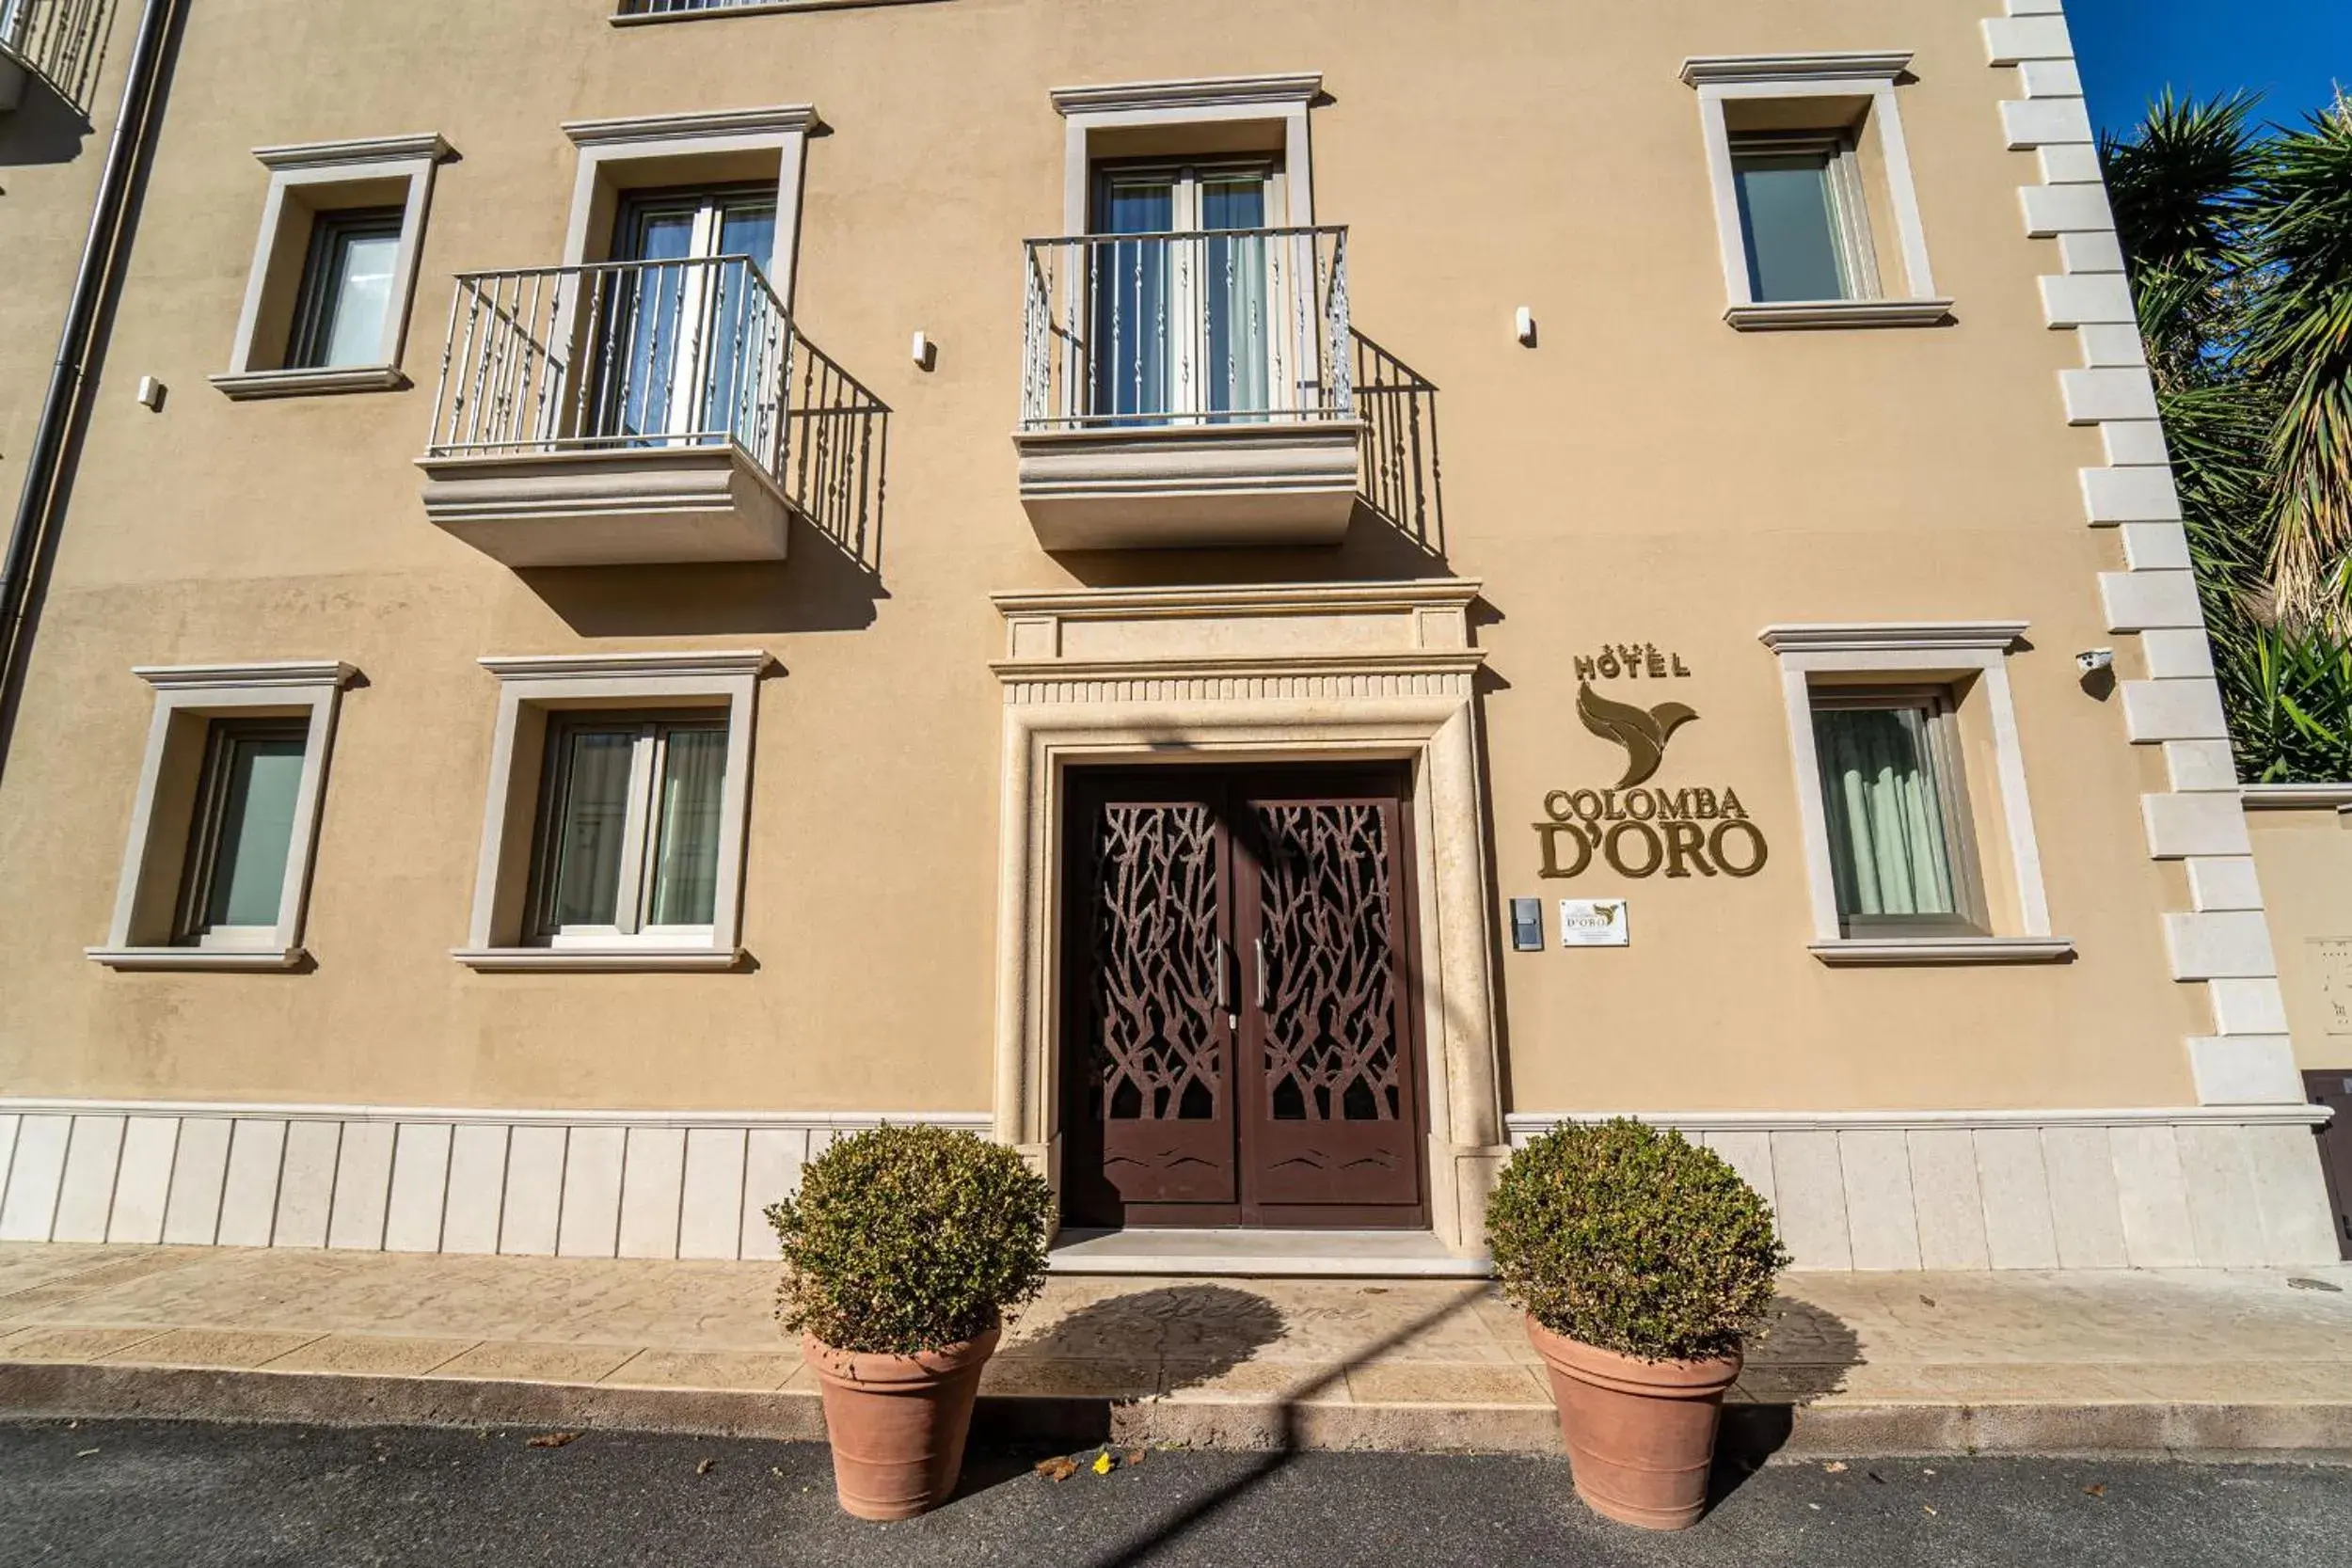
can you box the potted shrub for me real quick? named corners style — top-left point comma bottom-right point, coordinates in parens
top-left (769, 1123), bottom-right (1053, 1521)
top-left (1486, 1118), bottom-right (1788, 1531)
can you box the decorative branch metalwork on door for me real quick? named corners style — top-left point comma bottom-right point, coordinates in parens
top-left (1087, 803), bottom-right (1224, 1123)
top-left (1252, 803), bottom-right (1405, 1124)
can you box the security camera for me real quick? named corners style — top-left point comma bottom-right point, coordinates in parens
top-left (2076, 648), bottom-right (2115, 675)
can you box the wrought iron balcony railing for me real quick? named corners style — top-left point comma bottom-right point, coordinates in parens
top-left (0, 0), bottom-right (114, 116)
top-left (426, 255), bottom-right (870, 499)
top-left (614, 1), bottom-right (779, 15)
top-left (1021, 225), bottom-right (1353, 433)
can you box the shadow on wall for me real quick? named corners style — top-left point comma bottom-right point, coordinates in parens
top-left (0, 77), bottom-right (95, 167)
top-left (516, 356), bottom-right (891, 639)
top-left (1352, 330), bottom-right (1445, 561)
top-left (519, 507), bottom-right (889, 639)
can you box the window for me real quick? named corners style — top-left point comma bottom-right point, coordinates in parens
top-left (457, 651), bottom-right (769, 972)
top-left (215, 134), bottom-right (452, 399)
top-left (598, 185), bottom-right (781, 445)
top-left (1729, 134), bottom-right (1878, 304)
top-left (288, 208), bottom-right (405, 370)
top-left (529, 714), bottom-right (729, 945)
top-left (1681, 53), bottom-right (1949, 329)
top-left (1809, 690), bottom-right (1982, 936)
top-left (1760, 623), bottom-right (2069, 964)
top-left (89, 661), bottom-right (357, 972)
top-left (177, 720), bottom-right (310, 945)
top-left (1087, 160), bottom-right (1283, 422)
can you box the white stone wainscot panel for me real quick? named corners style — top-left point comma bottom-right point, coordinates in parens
top-left (274, 1120), bottom-right (342, 1248)
top-left (1838, 1132), bottom-right (1923, 1271)
top-left (1972, 1127), bottom-right (2060, 1269)
top-left (161, 1117), bottom-right (232, 1245)
top-left (0, 1102), bottom-right (989, 1259)
top-left (51, 1116), bottom-right (127, 1243)
top-left (107, 1117), bottom-right (181, 1244)
top-left (0, 1116), bottom-right (72, 1242)
top-left (1907, 1129), bottom-right (1993, 1271)
top-left (1505, 1108), bottom-right (2329, 1268)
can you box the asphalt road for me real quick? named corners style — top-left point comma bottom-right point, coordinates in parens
top-left (2, 1418), bottom-right (2347, 1567)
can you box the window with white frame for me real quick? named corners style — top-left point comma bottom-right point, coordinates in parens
top-left (1682, 53), bottom-right (1950, 329)
top-left (1760, 624), bottom-right (2070, 964)
top-left (214, 134), bottom-right (452, 399)
top-left (457, 651), bottom-right (769, 971)
top-left (175, 717), bottom-right (312, 946)
top-left (286, 208), bottom-right (407, 371)
top-left (1808, 687), bottom-right (1986, 937)
top-left (528, 712), bottom-right (730, 946)
top-left (1728, 132), bottom-right (1879, 305)
top-left (88, 661), bottom-right (357, 971)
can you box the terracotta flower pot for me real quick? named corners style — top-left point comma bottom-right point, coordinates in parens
top-left (803, 1324), bottom-right (1000, 1521)
top-left (1525, 1316), bottom-right (1742, 1531)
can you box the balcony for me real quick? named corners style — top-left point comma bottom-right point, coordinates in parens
top-left (1018, 225), bottom-right (1363, 550)
top-left (420, 255), bottom-right (879, 569)
top-left (1, 0), bottom-right (112, 119)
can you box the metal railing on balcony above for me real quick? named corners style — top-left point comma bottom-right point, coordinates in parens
top-left (1022, 226), bottom-right (1353, 434)
top-left (0, 0), bottom-right (114, 116)
top-left (424, 254), bottom-right (877, 521)
top-left (614, 0), bottom-right (780, 15)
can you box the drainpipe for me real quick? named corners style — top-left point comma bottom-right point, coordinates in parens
top-left (0, 0), bottom-right (183, 783)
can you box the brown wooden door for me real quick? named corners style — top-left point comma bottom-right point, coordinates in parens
top-left (1061, 768), bottom-right (1426, 1230)
top-left (2307, 1070), bottom-right (2352, 1261)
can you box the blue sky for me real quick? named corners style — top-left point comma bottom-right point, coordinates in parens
top-left (2067, 0), bottom-right (2351, 135)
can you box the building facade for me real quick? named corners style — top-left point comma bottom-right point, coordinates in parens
top-left (1, 0), bottom-right (2344, 1269)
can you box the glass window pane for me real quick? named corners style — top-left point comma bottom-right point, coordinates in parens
top-left (1091, 181), bottom-right (1176, 420)
top-left (1733, 150), bottom-right (1850, 303)
top-left (1201, 177), bottom-right (1272, 420)
top-left (716, 200), bottom-right (777, 266)
top-left (1199, 176), bottom-right (1266, 233)
top-left (317, 230), bottom-right (401, 368)
top-left (204, 733), bottom-right (307, 929)
top-left (1813, 705), bottom-right (1960, 921)
top-left (646, 727), bottom-right (727, 927)
top-left (548, 729), bottom-right (638, 928)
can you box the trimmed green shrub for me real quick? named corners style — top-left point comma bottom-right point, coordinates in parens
top-left (1486, 1118), bottom-right (1788, 1362)
top-left (768, 1124), bottom-right (1054, 1356)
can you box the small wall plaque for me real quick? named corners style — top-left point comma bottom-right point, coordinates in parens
top-left (1559, 898), bottom-right (1629, 948)
top-left (1510, 897), bottom-right (1544, 951)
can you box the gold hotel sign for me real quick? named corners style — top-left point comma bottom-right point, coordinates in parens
top-left (1535, 646), bottom-right (1768, 881)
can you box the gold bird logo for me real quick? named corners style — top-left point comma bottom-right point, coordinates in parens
top-left (1576, 681), bottom-right (1698, 789)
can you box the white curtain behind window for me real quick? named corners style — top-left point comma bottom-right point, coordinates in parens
top-left (1813, 705), bottom-right (1958, 920)
top-left (648, 727), bottom-right (727, 927)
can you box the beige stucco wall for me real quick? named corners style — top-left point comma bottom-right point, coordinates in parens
top-left (2248, 804), bottom-right (2352, 1071)
top-left (0, 0), bottom-right (2204, 1119)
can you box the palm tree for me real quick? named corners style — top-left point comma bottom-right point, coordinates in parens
top-left (2103, 91), bottom-right (2352, 782)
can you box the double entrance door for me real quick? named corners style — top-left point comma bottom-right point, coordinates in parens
top-left (1060, 767), bottom-right (1427, 1229)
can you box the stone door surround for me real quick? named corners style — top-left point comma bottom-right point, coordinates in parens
top-left (990, 579), bottom-right (1507, 1254)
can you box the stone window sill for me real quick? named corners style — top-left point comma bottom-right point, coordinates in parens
top-left (1725, 298), bottom-right (1954, 331)
top-left (87, 945), bottom-right (307, 972)
top-left (211, 366), bottom-right (410, 401)
top-left (453, 946), bottom-right (745, 973)
top-left (1810, 937), bottom-right (2075, 967)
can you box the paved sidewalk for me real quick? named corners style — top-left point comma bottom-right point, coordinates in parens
top-left (3, 1243), bottom-right (2350, 1456)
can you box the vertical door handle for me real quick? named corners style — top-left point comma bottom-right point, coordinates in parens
top-left (1254, 937), bottom-right (1267, 1009)
top-left (1216, 938), bottom-right (1231, 1010)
